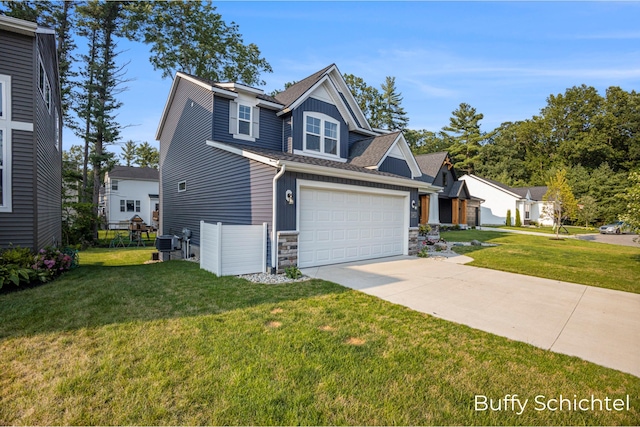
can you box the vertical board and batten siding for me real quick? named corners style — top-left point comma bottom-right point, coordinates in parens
top-left (34, 32), bottom-right (62, 248)
top-left (212, 96), bottom-right (282, 151)
top-left (379, 157), bottom-right (412, 178)
top-left (348, 131), bottom-right (371, 149)
top-left (291, 98), bottom-right (349, 159)
top-left (277, 171), bottom-right (419, 231)
top-left (0, 30), bottom-right (35, 248)
top-left (159, 78), bottom-right (275, 264)
top-left (200, 221), bottom-right (267, 276)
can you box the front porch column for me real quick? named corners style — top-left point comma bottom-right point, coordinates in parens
top-left (428, 192), bottom-right (440, 224)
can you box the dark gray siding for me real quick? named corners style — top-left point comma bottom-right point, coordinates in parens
top-left (0, 30), bottom-right (33, 123)
top-left (277, 172), bottom-right (419, 230)
top-left (348, 130), bottom-right (370, 148)
top-left (379, 157), bottom-right (412, 178)
top-left (291, 98), bottom-right (349, 159)
top-left (34, 32), bottom-right (62, 248)
top-left (212, 96), bottom-right (282, 151)
top-left (0, 29), bottom-right (36, 249)
top-left (159, 78), bottom-right (275, 262)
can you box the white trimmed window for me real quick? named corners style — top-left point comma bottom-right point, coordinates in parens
top-left (525, 204), bottom-right (531, 220)
top-left (120, 199), bottom-right (125, 212)
top-left (111, 179), bottom-right (118, 191)
top-left (0, 129), bottom-right (5, 209)
top-left (178, 180), bottom-right (186, 192)
top-left (38, 57), bottom-right (51, 113)
top-left (303, 112), bottom-right (340, 158)
top-left (0, 74), bottom-right (10, 212)
top-left (54, 108), bottom-right (60, 150)
top-left (229, 100), bottom-right (259, 141)
top-left (0, 79), bottom-right (5, 119)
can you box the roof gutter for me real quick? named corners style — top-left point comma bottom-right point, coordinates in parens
top-left (271, 164), bottom-right (286, 273)
top-left (278, 160), bottom-right (440, 194)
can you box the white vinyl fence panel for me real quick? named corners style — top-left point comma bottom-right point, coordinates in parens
top-left (200, 221), bottom-right (267, 276)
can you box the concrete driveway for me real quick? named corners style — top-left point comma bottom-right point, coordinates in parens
top-left (301, 255), bottom-right (640, 377)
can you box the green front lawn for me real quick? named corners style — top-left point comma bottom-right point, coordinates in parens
top-left (486, 225), bottom-right (599, 235)
top-left (1, 248), bottom-right (638, 425)
top-left (441, 230), bottom-right (640, 294)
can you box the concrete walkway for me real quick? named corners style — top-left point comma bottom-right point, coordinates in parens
top-left (301, 255), bottom-right (640, 377)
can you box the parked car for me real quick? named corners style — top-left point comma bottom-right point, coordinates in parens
top-left (599, 221), bottom-right (630, 234)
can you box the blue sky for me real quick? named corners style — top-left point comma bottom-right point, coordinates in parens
top-left (64, 1), bottom-right (640, 157)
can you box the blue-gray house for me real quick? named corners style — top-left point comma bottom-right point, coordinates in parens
top-left (156, 64), bottom-right (441, 272)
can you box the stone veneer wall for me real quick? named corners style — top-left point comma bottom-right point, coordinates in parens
top-left (277, 231), bottom-right (298, 273)
top-left (408, 227), bottom-right (419, 256)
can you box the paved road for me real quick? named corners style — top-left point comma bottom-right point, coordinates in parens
top-left (302, 255), bottom-right (640, 377)
top-left (576, 233), bottom-right (639, 247)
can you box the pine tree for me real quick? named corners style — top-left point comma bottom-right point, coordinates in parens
top-left (379, 76), bottom-right (409, 130)
top-left (121, 140), bottom-right (137, 166)
top-left (135, 142), bottom-right (159, 169)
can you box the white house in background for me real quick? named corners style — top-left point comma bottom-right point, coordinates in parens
top-left (459, 174), bottom-right (553, 226)
top-left (101, 166), bottom-right (159, 228)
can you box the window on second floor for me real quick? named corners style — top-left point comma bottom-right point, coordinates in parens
top-left (303, 112), bottom-right (340, 158)
top-left (111, 180), bottom-right (118, 191)
top-left (442, 171), bottom-right (448, 187)
top-left (0, 80), bottom-right (4, 119)
top-left (229, 101), bottom-right (259, 141)
top-left (38, 58), bottom-right (51, 113)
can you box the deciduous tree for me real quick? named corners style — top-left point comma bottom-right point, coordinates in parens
top-left (543, 169), bottom-right (578, 239)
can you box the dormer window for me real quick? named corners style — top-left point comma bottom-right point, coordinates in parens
top-left (238, 104), bottom-right (251, 135)
top-left (303, 112), bottom-right (340, 158)
top-left (229, 100), bottom-right (259, 142)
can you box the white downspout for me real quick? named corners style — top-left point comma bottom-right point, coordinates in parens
top-left (271, 163), bottom-right (286, 273)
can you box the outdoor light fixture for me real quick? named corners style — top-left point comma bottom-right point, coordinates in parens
top-left (285, 190), bottom-right (294, 205)
top-left (411, 199), bottom-right (417, 210)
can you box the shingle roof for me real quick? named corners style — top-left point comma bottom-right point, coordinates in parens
top-left (475, 175), bottom-right (548, 201)
top-left (414, 152), bottom-right (449, 184)
top-left (214, 142), bottom-right (423, 185)
top-left (180, 72), bottom-right (282, 104)
top-left (273, 64), bottom-right (335, 108)
top-left (348, 132), bottom-right (401, 167)
top-left (108, 166), bottom-right (158, 181)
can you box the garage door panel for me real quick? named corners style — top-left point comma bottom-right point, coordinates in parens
top-left (298, 186), bottom-right (407, 268)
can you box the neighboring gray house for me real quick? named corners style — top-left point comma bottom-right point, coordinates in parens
top-left (156, 64), bottom-right (441, 272)
top-left (0, 15), bottom-right (62, 250)
top-left (414, 152), bottom-right (482, 227)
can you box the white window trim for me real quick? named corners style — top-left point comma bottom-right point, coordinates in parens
top-left (229, 97), bottom-right (259, 142)
top-left (0, 79), bottom-right (5, 121)
top-left (54, 107), bottom-right (60, 150)
top-left (38, 56), bottom-right (51, 114)
top-left (178, 180), bottom-right (186, 192)
top-left (0, 127), bottom-right (9, 212)
top-left (299, 112), bottom-right (342, 161)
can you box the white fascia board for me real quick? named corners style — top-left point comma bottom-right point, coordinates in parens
top-left (376, 133), bottom-right (422, 178)
top-left (276, 72), bottom-right (373, 134)
top-left (464, 174), bottom-right (521, 199)
top-left (327, 67), bottom-right (372, 132)
top-left (156, 73), bottom-right (239, 140)
top-left (0, 15), bottom-right (37, 36)
top-left (205, 140), bottom-right (279, 167)
top-left (216, 82), bottom-right (264, 95)
top-left (279, 160), bottom-right (439, 193)
top-left (256, 99), bottom-right (284, 110)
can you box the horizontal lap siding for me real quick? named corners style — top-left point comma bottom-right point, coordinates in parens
top-left (159, 80), bottom-right (274, 264)
top-left (0, 31), bottom-right (33, 122)
top-left (35, 33), bottom-right (62, 248)
top-left (277, 172), bottom-right (419, 231)
top-left (0, 31), bottom-right (35, 248)
top-left (212, 96), bottom-right (282, 151)
top-left (0, 130), bottom-right (35, 247)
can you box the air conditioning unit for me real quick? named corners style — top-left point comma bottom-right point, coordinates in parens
top-left (155, 235), bottom-right (174, 252)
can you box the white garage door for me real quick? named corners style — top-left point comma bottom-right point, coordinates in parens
top-left (298, 184), bottom-right (407, 268)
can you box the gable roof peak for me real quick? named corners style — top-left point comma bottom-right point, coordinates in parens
top-left (273, 63), bottom-right (336, 108)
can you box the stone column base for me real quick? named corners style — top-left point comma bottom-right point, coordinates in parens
top-left (277, 231), bottom-right (299, 274)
